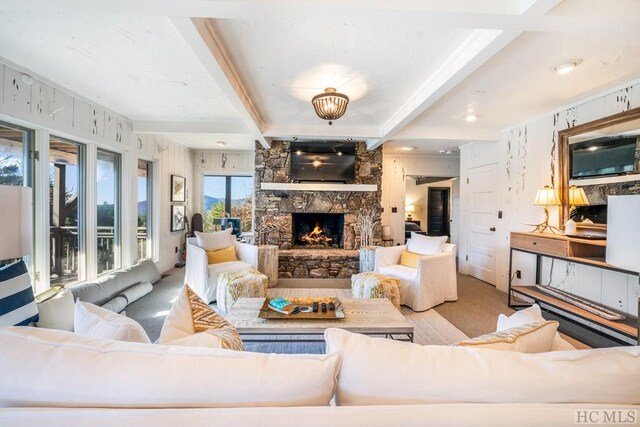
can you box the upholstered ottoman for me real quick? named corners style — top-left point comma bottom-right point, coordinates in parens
top-left (351, 272), bottom-right (401, 309)
top-left (216, 269), bottom-right (268, 313)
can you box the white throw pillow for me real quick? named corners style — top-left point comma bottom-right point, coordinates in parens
top-left (324, 328), bottom-right (640, 406)
top-left (195, 228), bottom-right (234, 251)
top-left (497, 304), bottom-right (576, 351)
top-left (35, 290), bottom-right (75, 331)
top-left (406, 233), bottom-right (447, 255)
top-left (455, 321), bottom-right (558, 353)
top-left (158, 284), bottom-right (243, 350)
top-left (0, 327), bottom-right (340, 408)
top-left (74, 301), bottom-right (150, 344)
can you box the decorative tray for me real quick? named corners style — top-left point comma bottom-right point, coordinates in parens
top-left (258, 297), bottom-right (345, 320)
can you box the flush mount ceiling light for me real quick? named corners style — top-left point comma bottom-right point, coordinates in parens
top-left (216, 141), bottom-right (226, 147)
top-left (465, 113), bottom-right (477, 122)
top-left (311, 87), bottom-right (349, 125)
top-left (400, 146), bottom-right (416, 151)
top-left (439, 149), bottom-right (453, 154)
top-left (555, 60), bottom-right (582, 75)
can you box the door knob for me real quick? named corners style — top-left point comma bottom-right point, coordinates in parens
top-left (489, 227), bottom-right (496, 232)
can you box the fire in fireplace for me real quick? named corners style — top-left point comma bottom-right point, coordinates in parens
top-left (292, 213), bottom-right (344, 249)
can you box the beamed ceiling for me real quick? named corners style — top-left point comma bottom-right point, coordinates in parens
top-left (0, 0), bottom-right (639, 154)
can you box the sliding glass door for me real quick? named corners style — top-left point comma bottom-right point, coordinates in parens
top-left (49, 137), bottom-right (83, 285)
top-left (96, 148), bottom-right (120, 274)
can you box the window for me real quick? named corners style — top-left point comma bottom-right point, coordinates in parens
top-left (96, 148), bottom-right (120, 274)
top-left (49, 137), bottom-right (83, 285)
top-left (203, 175), bottom-right (253, 234)
top-left (0, 121), bottom-right (33, 269)
top-left (137, 159), bottom-right (153, 260)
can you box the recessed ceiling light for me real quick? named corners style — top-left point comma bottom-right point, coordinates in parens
top-left (439, 149), bottom-right (446, 154)
top-left (555, 60), bottom-right (582, 75)
top-left (216, 141), bottom-right (226, 147)
top-left (439, 149), bottom-right (453, 154)
top-left (587, 146), bottom-right (599, 151)
top-left (465, 113), bottom-right (477, 122)
top-left (296, 150), bottom-right (302, 155)
top-left (400, 146), bottom-right (416, 151)
top-left (337, 151), bottom-right (343, 156)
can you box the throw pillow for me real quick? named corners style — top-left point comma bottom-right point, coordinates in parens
top-left (406, 233), bottom-right (447, 255)
top-left (195, 228), bottom-right (233, 251)
top-left (497, 304), bottom-right (576, 351)
top-left (0, 260), bottom-right (38, 326)
top-left (158, 284), bottom-right (243, 351)
top-left (74, 300), bottom-right (150, 343)
top-left (35, 290), bottom-right (75, 331)
top-left (455, 320), bottom-right (558, 353)
top-left (206, 245), bottom-right (237, 265)
top-left (399, 250), bottom-right (423, 268)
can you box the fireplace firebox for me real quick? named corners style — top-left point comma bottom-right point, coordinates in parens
top-left (292, 213), bottom-right (344, 249)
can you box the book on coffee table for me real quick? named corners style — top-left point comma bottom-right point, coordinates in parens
top-left (259, 297), bottom-right (344, 320)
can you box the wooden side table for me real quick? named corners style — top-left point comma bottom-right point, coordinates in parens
top-left (382, 238), bottom-right (394, 247)
top-left (359, 246), bottom-right (380, 272)
top-left (257, 245), bottom-right (279, 288)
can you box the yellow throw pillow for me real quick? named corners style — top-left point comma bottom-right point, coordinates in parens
top-left (206, 245), bottom-right (237, 265)
top-left (400, 250), bottom-right (423, 269)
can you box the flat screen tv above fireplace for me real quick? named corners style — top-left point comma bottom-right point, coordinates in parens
top-left (290, 141), bottom-right (355, 182)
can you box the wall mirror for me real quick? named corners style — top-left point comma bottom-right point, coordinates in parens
top-left (559, 107), bottom-right (640, 229)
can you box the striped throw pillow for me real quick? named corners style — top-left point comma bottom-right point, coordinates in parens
top-left (0, 260), bottom-right (38, 326)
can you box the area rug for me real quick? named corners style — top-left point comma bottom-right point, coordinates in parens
top-left (239, 288), bottom-right (468, 354)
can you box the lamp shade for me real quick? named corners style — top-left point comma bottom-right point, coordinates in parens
top-left (405, 204), bottom-right (415, 213)
top-left (534, 185), bottom-right (560, 206)
top-left (568, 185), bottom-right (589, 206)
top-left (0, 185), bottom-right (32, 260)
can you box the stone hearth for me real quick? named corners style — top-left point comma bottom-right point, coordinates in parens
top-left (278, 249), bottom-right (359, 279)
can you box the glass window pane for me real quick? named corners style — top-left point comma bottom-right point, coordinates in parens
top-left (97, 149), bottom-right (120, 274)
top-left (230, 176), bottom-right (253, 233)
top-left (203, 176), bottom-right (227, 232)
top-left (137, 160), bottom-right (152, 260)
top-left (49, 137), bottom-right (82, 285)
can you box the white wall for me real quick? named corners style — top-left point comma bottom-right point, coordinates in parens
top-left (381, 154), bottom-right (460, 245)
top-left (459, 80), bottom-right (640, 319)
top-left (0, 59), bottom-right (194, 289)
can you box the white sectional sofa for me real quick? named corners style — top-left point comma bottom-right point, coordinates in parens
top-left (1, 326), bottom-right (638, 427)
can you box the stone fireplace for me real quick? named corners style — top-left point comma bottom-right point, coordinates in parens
top-left (292, 213), bottom-right (344, 249)
top-left (254, 140), bottom-right (382, 278)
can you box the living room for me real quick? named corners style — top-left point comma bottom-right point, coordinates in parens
top-left (0, 1), bottom-right (639, 426)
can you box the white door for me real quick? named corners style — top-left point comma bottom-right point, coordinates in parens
top-left (467, 163), bottom-right (498, 285)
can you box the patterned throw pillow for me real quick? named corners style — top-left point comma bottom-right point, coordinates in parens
top-left (455, 320), bottom-right (559, 353)
top-left (0, 260), bottom-right (38, 326)
top-left (159, 284), bottom-right (243, 351)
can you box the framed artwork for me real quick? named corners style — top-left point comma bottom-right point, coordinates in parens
top-left (171, 205), bottom-right (186, 232)
top-left (171, 175), bottom-right (186, 202)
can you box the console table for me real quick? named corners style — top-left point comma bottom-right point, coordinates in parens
top-left (508, 232), bottom-right (639, 345)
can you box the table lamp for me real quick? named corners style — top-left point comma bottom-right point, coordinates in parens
top-left (405, 204), bottom-right (415, 221)
top-left (565, 185), bottom-right (589, 235)
top-left (0, 184), bottom-right (37, 327)
top-left (531, 185), bottom-right (560, 234)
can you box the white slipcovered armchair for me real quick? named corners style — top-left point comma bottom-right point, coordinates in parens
top-left (184, 237), bottom-right (258, 303)
top-left (374, 240), bottom-right (457, 312)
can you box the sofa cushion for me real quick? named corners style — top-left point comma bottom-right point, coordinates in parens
top-left (74, 301), bottom-right (151, 344)
top-left (196, 228), bottom-right (233, 251)
top-left (0, 260), bottom-right (38, 326)
top-left (497, 304), bottom-right (576, 351)
top-left (207, 245), bottom-right (238, 265)
top-left (406, 234), bottom-right (447, 255)
top-left (159, 284), bottom-right (243, 351)
top-left (455, 321), bottom-right (558, 353)
top-left (35, 290), bottom-right (75, 331)
top-left (324, 328), bottom-right (640, 405)
top-left (0, 327), bottom-right (341, 408)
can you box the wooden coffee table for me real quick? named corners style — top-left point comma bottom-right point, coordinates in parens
top-left (225, 297), bottom-right (414, 343)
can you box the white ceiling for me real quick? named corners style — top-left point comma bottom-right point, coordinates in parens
top-left (0, 0), bottom-right (639, 152)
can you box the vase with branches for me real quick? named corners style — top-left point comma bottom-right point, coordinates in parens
top-left (357, 207), bottom-right (379, 249)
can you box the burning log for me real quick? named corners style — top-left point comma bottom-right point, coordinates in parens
top-left (301, 223), bottom-right (333, 246)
